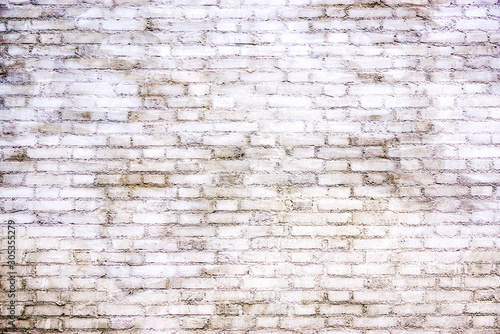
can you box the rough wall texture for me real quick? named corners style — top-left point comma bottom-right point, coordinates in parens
top-left (1, 0), bottom-right (500, 332)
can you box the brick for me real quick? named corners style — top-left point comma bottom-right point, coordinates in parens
top-left (64, 318), bottom-right (109, 329)
top-left (98, 304), bottom-right (143, 316)
top-left (25, 252), bottom-right (71, 263)
top-left (427, 291), bottom-right (472, 301)
top-left (350, 33), bottom-right (394, 45)
top-left (319, 173), bottom-right (363, 185)
top-left (465, 277), bottom-right (500, 288)
top-left (352, 317), bottom-right (398, 327)
top-left (466, 303), bottom-right (500, 314)
top-left (351, 160), bottom-right (395, 171)
top-left (353, 239), bottom-right (398, 250)
top-left (281, 317), bottom-right (325, 329)
top-left (426, 316), bottom-right (470, 328)
top-left (317, 199), bottom-right (363, 211)
top-left (320, 278), bottom-right (364, 289)
top-left (203, 134), bottom-right (248, 146)
top-left (141, 317), bottom-right (180, 329)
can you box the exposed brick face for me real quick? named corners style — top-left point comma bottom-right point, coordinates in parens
top-left (1, 0), bottom-right (499, 332)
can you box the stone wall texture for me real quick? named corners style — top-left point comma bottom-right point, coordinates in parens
top-left (1, 0), bottom-right (500, 332)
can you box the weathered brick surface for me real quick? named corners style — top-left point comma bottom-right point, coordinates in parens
top-left (1, 0), bottom-right (499, 332)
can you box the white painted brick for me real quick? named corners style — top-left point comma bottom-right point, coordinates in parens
top-left (203, 134), bottom-right (248, 146)
top-left (351, 160), bottom-right (395, 171)
top-left (1, 1), bottom-right (498, 332)
top-left (321, 277), bottom-right (364, 289)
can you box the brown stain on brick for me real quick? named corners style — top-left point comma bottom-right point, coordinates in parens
top-left (137, 76), bottom-right (190, 115)
top-left (216, 173), bottom-right (243, 186)
top-left (80, 112), bottom-right (92, 120)
top-left (213, 147), bottom-right (245, 160)
top-left (0, 62), bottom-right (7, 78)
top-left (357, 72), bottom-right (384, 83)
top-left (128, 111), bottom-right (141, 122)
top-left (216, 303), bottom-right (241, 316)
top-left (0, 59), bottom-right (27, 83)
top-left (401, 316), bottom-right (425, 328)
top-left (110, 59), bottom-right (141, 71)
top-left (357, 0), bottom-right (388, 6)
top-left (8, 149), bottom-right (30, 161)
top-left (96, 175), bottom-right (171, 188)
top-left (36, 123), bottom-right (63, 133)
top-left (366, 277), bottom-right (394, 289)
top-left (130, 182), bottom-right (171, 189)
top-left (40, 8), bottom-right (65, 19)
top-left (179, 239), bottom-right (207, 251)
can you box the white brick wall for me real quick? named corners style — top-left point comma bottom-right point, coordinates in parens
top-left (1, 0), bottom-right (499, 331)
